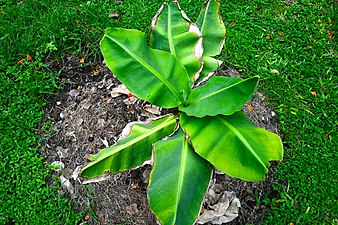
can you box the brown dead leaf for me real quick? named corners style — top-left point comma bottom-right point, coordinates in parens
top-left (126, 203), bottom-right (139, 215)
top-left (111, 84), bottom-right (130, 97)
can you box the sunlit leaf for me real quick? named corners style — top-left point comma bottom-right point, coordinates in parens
top-left (148, 129), bottom-right (212, 225)
top-left (81, 115), bottom-right (177, 178)
top-left (180, 112), bottom-right (283, 181)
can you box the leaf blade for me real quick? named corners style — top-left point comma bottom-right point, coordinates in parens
top-left (148, 129), bottom-right (212, 225)
top-left (196, 0), bottom-right (226, 81)
top-left (180, 112), bottom-right (283, 181)
top-left (81, 116), bottom-right (177, 178)
top-left (101, 28), bottom-right (190, 108)
top-left (179, 76), bottom-right (259, 117)
top-left (150, 2), bottom-right (203, 82)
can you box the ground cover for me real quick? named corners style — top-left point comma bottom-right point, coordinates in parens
top-left (0, 0), bottom-right (336, 224)
top-left (0, 61), bottom-right (83, 224)
top-left (221, 1), bottom-right (337, 224)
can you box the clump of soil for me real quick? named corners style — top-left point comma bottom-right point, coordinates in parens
top-left (40, 55), bottom-right (281, 225)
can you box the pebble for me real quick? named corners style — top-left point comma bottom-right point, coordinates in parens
top-left (69, 89), bottom-right (80, 97)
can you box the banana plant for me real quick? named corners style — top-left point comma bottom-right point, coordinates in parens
top-left (81, 1), bottom-right (283, 225)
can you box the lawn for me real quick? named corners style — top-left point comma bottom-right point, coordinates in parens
top-left (0, 0), bottom-right (336, 224)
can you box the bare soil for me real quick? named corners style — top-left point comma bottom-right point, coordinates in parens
top-left (40, 55), bottom-right (281, 225)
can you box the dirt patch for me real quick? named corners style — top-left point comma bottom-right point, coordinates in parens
top-left (40, 55), bottom-right (281, 225)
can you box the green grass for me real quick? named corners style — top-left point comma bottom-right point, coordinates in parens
top-left (0, 0), bottom-right (204, 224)
top-left (0, 61), bottom-right (84, 224)
top-left (0, 0), bottom-right (337, 224)
top-left (0, 0), bottom-right (203, 65)
top-left (221, 0), bottom-right (337, 224)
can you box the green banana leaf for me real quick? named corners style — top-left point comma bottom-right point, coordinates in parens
top-left (180, 112), bottom-right (283, 181)
top-left (148, 129), bottom-right (212, 225)
top-left (101, 28), bottom-right (191, 108)
top-left (197, 56), bottom-right (219, 82)
top-left (179, 76), bottom-right (259, 117)
top-left (150, 1), bottom-right (202, 82)
top-left (81, 116), bottom-right (177, 178)
top-left (195, 0), bottom-right (226, 82)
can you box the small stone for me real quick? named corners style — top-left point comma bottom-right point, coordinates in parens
top-left (271, 111), bottom-right (276, 117)
top-left (97, 119), bottom-right (105, 127)
top-left (76, 117), bottom-right (83, 126)
top-left (69, 89), bottom-right (80, 97)
top-left (56, 101), bottom-right (62, 105)
top-left (83, 102), bottom-right (92, 110)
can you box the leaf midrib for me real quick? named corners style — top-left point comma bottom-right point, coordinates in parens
top-left (105, 34), bottom-right (183, 103)
top-left (167, 4), bottom-right (176, 56)
top-left (93, 117), bottom-right (176, 162)
top-left (188, 77), bottom-right (253, 106)
top-left (217, 116), bottom-right (266, 168)
top-left (173, 133), bottom-right (188, 223)
top-left (199, 0), bottom-right (210, 38)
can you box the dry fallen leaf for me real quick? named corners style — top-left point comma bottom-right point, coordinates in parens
top-left (109, 12), bottom-right (120, 18)
top-left (266, 35), bottom-right (271, 39)
top-left (126, 203), bottom-right (139, 215)
top-left (247, 104), bottom-right (253, 111)
top-left (82, 173), bottom-right (110, 184)
top-left (197, 191), bottom-right (241, 224)
top-left (71, 165), bottom-right (83, 181)
top-left (79, 58), bottom-right (85, 63)
top-left (124, 96), bottom-right (138, 105)
top-left (101, 137), bottom-right (109, 148)
top-left (26, 54), bottom-right (32, 60)
top-left (144, 104), bottom-right (161, 115)
top-left (111, 84), bottom-right (130, 97)
top-left (271, 69), bottom-right (280, 75)
top-left (69, 89), bottom-right (80, 97)
top-left (231, 21), bottom-right (235, 26)
top-left (60, 176), bottom-right (74, 195)
top-left (76, 117), bottom-right (83, 126)
top-left (17, 60), bottom-right (23, 65)
top-left (311, 91), bottom-right (317, 97)
top-left (93, 71), bottom-right (100, 76)
top-left (328, 33), bottom-right (333, 39)
top-left (318, 19), bottom-right (322, 24)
